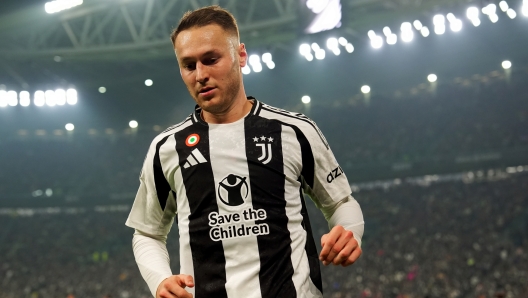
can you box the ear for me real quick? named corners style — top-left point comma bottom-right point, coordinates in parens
top-left (238, 43), bottom-right (248, 67)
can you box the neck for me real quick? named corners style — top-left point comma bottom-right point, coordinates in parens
top-left (201, 95), bottom-right (253, 124)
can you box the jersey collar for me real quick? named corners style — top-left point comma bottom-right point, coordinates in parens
top-left (192, 96), bottom-right (261, 125)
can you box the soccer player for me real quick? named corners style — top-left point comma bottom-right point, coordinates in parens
top-left (125, 5), bottom-right (364, 298)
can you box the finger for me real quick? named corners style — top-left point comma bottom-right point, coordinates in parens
top-left (325, 229), bottom-right (353, 264)
top-left (332, 237), bottom-right (358, 265)
top-left (319, 226), bottom-right (344, 262)
top-left (320, 234), bottom-right (328, 247)
top-left (180, 275), bottom-right (195, 288)
top-left (166, 281), bottom-right (193, 298)
top-left (342, 246), bottom-right (362, 267)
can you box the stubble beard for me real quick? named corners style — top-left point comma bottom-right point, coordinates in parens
top-left (195, 64), bottom-right (242, 116)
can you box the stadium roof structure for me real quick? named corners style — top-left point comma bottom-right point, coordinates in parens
top-left (0, 0), bottom-right (471, 61)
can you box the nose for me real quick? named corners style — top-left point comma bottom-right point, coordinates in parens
top-left (195, 62), bottom-right (209, 84)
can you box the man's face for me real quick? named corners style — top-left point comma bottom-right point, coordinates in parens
top-left (174, 24), bottom-right (247, 115)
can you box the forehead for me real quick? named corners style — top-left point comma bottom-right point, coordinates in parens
top-left (174, 24), bottom-right (234, 59)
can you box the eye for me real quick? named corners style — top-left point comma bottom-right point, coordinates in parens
top-left (203, 57), bottom-right (218, 65)
top-left (184, 63), bottom-right (196, 71)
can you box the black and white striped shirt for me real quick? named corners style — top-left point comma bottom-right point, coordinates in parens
top-left (126, 98), bottom-right (352, 298)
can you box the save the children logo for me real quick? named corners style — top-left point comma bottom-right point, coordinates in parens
top-left (218, 174), bottom-right (248, 207)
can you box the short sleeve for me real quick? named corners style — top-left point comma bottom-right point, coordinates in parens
top-left (125, 135), bottom-right (177, 236)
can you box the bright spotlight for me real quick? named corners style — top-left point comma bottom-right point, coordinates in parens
top-left (489, 13), bottom-right (499, 23)
top-left (129, 120), bottom-right (138, 129)
top-left (252, 63), bottom-right (263, 73)
top-left (305, 53), bottom-right (314, 61)
top-left (400, 22), bottom-right (412, 31)
top-left (413, 20), bottom-right (423, 30)
top-left (45, 0), bottom-right (83, 14)
top-left (383, 26), bottom-right (392, 36)
top-left (249, 54), bottom-right (260, 66)
top-left (361, 85), bottom-right (371, 94)
top-left (450, 19), bottom-right (463, 32)
top-left (326, 37), bottom-right (338, 49)
top-left (262, 53), bottom-right (272, 63)
top-left (338, 37), bottom-right (348, 46)
top-left (55, 89), bottom-right (66, 105)
top-left (421, 27), bottom-right (430, 37)
top-left (301, 95), bottom-right (311, 104)
top-left (446, 13), bottom-right (456, 23)
top-left (387, 34), bottom-right (397, 45)
top-left (401, 31), bottom-right (413, 42)
top-left (482, 4), bottom-right (497, 15)
top-left (7, 91), bottom-right (18, 107)
top-left (367, 30), bottom-right (376, 40)
top-left (145, 79), bottom-right (153, 86)
top-left (45, 90), bottom-right (56, 107)
top-left (0, 90), bottom-right (7, 107)
top-left (433, 14), bottom-right (445, 26)
top-left (332, 48), bottom-right (341, 56)
top-left (370, 36), bottom-right (383, 49)
top-left (20, 91), bottom-right (30, 107)
top-left (65, 123), bottom-right (74, 131)
top-left (315, 49), bottom-right (326, 60)
top-left (66, 89), bottom-right (77, 105)
top-left (98, 87), bottom-right (106, 93)
top-left (507, 8), bottom-right (517, 19)
top-left (502, 60), bottom-right (512, 69)
top-left (311, 43), bottom-right (321, 51)
top-left (467, 7), bottom-right (479, 20)
top-left (345, 43), bottom-right (354, 53)
top-left (242, 65), bottom-right (251, 75)
top-left (499, 1), bottom-right (509, 12)
top-left (266, 61), bottom-right (276, 69)
top-left (434, 24), bottom-right (446, 35)
top-left (299, 43), bottom-right (311, 56)
top-left (427, 74), bottom-right (438, 83)
top-left (471, 18), bottom-right (481, 26)
top-left (34, 91), bottom-right (45, 107)
top-left (523, 2), bottom-right (528, 16)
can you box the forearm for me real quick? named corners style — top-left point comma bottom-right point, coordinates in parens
top-left (323, 195), bottom-right (365, 247)
top-left (132, 230), bottom-right (173, 297)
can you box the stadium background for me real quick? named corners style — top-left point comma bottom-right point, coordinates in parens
top-left (0, 0), bottom-right (527, 297)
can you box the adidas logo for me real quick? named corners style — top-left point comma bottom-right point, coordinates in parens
top-left (183, 148), bottom-right (208, 168)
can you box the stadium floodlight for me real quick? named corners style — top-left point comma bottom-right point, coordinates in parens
top-left (338, 37), bottom-right (348, 46)
top-left (370, 35), bottom-right (383, 49)
top-left (262, 53), bottom-right (272, 64)
top-left (467, 7), bottom-right (480, 20)
top-left (446, 13), bottom-right (456, 23)
top-left (299, 43), bottom-right (311, 56)
top-left (434, 24), bottom-right (446, 35)
top-left (0, 90), bottom-right (7, 107)
top-left (266, 61), bottom-right (276, 69)
top-left (523, 1), bottom-right (528, 16)
top-left (471, 18), bottom-right (482, 26)
top-left (489, 13), bottom-right (499, 23)
top-left (145, 79), bottom-right (153, 86)
top-left (367, 30), bottom-right (376, 40)
top-left (383, 26), bottom-right (392, 37)
top-left (311, 43), bottom-right (321, 51)
top-left (65, 123), bottom-right (74, 131)
top-left (326, 37), bottom-right (338, 50)
top-left (433, 14), bottom-right (446, 26)
top-left (361, 85), bottom-right (371, 94)
top-left (413, 20), bottom-right (423, 30)
top-left (401, 22), bottom-right (412, 31)
top-left (401, 31), bottom-right (413, 42)
top-left (129, 120), bottom-right (138, 129)
top-left (242, 65), bottom-right (251, 75)
top-left (421, 27), bottom-right (430, 37)
top-left (55, 89), bottom-right (66, 105)
top-left (427, 74), bottom-right (438, 83)
top-left (251, 63), bottom-right (263, 73)
top-left (34, 91), bottom-right (45, 107)
top-left (98, 87), bottom-right (106, 94)
top-left (315, 49), bottom-right (326, 60)
top-left (482, 4), bottom-right (497, 15)
top-left (20, 91), bottom-right (30, 107)
top-left (332, 48), bottom-right (341, 56)
top-left (305, 53), bottom-right (314, 61)
top-left (66, 89), bottom-right (77, 105)
top-left (45, 90), bottom-right (56, 107)
top-left (301, 95), bottom-right (311, 104)
top-left (450, 19), bottom-right (463, 32)
top-left (249, 54), bottom-right (260, 66)
top-left (7, 91), bottom-right (17, 107)
top-left (507, 8), bottom-right (517, 19)
top-left (345, 43), bottom-right (354, 53)
top-left (502, 60), bottom-right (512, 69)
top-left (387, 34), bottom-right (397, 45)
top-left (499, 1), bottom-right (509, 12)
top-left (45, 0), bottom-right (83, 14)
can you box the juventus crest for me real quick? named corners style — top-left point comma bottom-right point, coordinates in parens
top-left (252, 135), bottom-right (274, 165)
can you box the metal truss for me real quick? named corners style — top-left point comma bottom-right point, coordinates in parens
top-left (0, 0), bottom-right (299, 60)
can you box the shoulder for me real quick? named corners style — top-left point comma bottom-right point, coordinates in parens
top-left (257, 102), bottom-right (329, 149)
top-left (149, 115), bottom-right (194, 149)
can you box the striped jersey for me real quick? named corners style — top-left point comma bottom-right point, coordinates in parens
top-left (126, 98), bottom-right (352, 298)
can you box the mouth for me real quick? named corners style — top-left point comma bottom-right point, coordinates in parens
top-left (199, 86), bottom-right (216, 96)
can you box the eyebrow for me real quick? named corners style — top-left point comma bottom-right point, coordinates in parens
top-left (179, 50), bottom-right (219, 64)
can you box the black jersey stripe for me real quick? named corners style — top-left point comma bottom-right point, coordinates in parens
top-left (161, 117), bottom-right (192, 134)
top-left (244, 116), bottom-right (297, 298)
top-left (153, 135), bottom-right (172, 211)
top-left (261, 106), bottom-right (329, 149)
top-left (175, 125), bottom-right (228, 298)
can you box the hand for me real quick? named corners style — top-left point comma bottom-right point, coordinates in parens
top-left (320, 225), bottom-right (362, 267)
top-left (156, 275), bottom-right (194, 298)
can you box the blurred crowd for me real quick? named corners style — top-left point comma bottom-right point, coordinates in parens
top-left (1, 172), bottom-right (527, 298)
